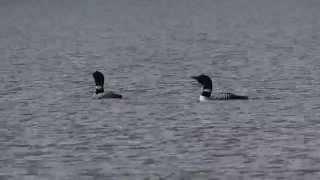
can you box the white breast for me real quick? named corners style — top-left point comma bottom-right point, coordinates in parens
top-left (199, 95), bottom-right (210, 102)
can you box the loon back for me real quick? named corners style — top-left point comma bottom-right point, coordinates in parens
top-left (211, 92), bottom-right (248, 100)
top-left (94, 91), bottom-right (122, 99)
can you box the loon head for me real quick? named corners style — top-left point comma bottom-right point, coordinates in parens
top-left (92, 71), bottom-right (104, 94)
top-left (191, 74), bottom-right (212, 100)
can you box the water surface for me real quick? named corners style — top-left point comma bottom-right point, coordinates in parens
top-left (1, 0), bottom-right (320, 179)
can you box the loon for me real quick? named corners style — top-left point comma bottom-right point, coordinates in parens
top-left (191, 74), bottom-right (248, 101)
top-left (92, 71), bottom-right (122, 99)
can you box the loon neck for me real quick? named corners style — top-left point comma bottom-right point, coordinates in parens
top-left (201, 88), bottom-right (212, 98)
top-left (95, 86), bottom-right (104, 94)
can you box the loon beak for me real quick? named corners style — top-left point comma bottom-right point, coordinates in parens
top-left (191, 76), bottom-right (198, 80)
top-left (191, 76), bottom-right (201, 86)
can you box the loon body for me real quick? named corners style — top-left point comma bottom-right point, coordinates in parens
top-left (92, 71), bottom-right (122, 99)
top-left (192, 74), bottom-right (248, 101)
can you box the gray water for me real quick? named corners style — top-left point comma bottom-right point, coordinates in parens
top-left (1, 0), bottom-right (320, 179)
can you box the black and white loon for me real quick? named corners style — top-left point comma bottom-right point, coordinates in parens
top-left (191, 74), bottom-right (248, 101)
top-left (92, 71), bottom-right (122, 99)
